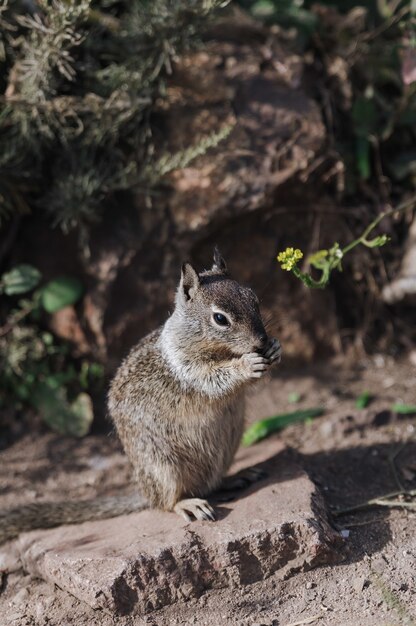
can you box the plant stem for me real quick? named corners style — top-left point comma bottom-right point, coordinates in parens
top-left (292, 266), bottom-right (327, 289)
top-left (294, 195), bottom-right (416, 288)
top-left (333, 487), bottom-right (416, 516)
top-left (342, 195), bottom-right (416, 254)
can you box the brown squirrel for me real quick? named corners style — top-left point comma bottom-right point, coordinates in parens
top-left (0, 250), bottom-right (281, 542)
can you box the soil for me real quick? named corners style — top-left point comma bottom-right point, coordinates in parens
top-left (1, 356), bottom-right (416, 626)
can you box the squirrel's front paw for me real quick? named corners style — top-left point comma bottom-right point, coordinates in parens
top-left (263, 338), bottom-right (282, 364)
top-left (241, 352), bottom-right (270, 379)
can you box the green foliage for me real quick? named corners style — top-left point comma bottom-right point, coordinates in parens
top-left (0, 265), bottom-right (83, 311)
top-left (355, 390), bottom-right (372, 409)
top-left (145, 124), bottom-right (234, 183)
top-left (392, 403), bottom-right (416, 414)
top-left (276, 196), bottom-right (415, 288)
top-left (0, 264), bottom-right (41, 295)
top-left (0, 0), bottom-right (230, 231)
top-left (242, 407), bottom-right (324, 446)
top-left (40, 277), bottom-right (83, 313)
top-left (32, 383), bottom-right (93, 437)
top-left (0, 265), bottom-right (100, 436)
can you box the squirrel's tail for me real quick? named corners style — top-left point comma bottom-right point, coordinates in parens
top-left (0, 494), bottom-right (148, 544)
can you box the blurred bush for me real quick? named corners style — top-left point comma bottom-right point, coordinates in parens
top-left (0, 264), bottom-right (104, 438)
top-left (0, 0), bottom-right (228, 233)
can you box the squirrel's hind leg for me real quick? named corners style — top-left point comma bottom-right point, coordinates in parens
top-left (174, 498), bottom-right (216, 522)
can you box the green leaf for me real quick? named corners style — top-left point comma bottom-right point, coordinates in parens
top-left (79, 361), bottom-right (104, 389)
top-left (363, 234), bottom-right (390, 248)
top-left (392, 403), bottom-right (416, 415)
top-left (288, 391), bottom-right (301, 404)
top-left (355, 391), bottom-right (373, 409)
top-left (0, 264), bottom-right (42, 295)
top-left (40, 277), bottom-right (83, 313)
top-left (352, 95), bottom-right (378, 181)
top-left (242, 407), bottom-right (325, 446)
top-left (32, 381), bottom-right (93, 436)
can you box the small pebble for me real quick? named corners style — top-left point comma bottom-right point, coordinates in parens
top-left (352, 576), bottom-right (369, 593)
top-left (10, 587), bottom-right (29, 606)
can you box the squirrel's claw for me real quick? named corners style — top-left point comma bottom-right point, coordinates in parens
top-left (174, 498), bottom-right (216, 522)
top-left (263, 338), bottom-right (282, 364)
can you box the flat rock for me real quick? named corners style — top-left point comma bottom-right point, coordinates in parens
top-left (11, 440), bottom-right (342, 616)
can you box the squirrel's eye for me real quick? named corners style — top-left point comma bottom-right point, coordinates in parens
top-left (213, 312), bottom-right (229, 327)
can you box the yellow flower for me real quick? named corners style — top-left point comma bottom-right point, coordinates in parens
top-left (277, 247), bottom-right (304, 271)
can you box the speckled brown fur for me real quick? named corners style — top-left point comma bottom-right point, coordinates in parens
top-left (108, 250), bottom-right (281, 521)
top-left (109, 325), bottom-right (246, 509)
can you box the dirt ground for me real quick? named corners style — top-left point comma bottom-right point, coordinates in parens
top-left (1, 355), bottom-right (416, 626)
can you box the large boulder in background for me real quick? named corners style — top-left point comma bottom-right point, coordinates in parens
top-left (16, 15), bottom-right (344, 369)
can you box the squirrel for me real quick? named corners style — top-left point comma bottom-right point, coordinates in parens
top-left (0, 250), bottom-right (281, 542)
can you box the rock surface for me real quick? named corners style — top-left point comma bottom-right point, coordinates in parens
top-left (12, 440), bottom-right (342, 616)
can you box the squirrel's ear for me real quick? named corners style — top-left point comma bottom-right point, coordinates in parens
top-left (212, 246), bottom-right (228, 275)
top-left (180, 263), bottom-right (200, 301)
